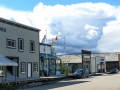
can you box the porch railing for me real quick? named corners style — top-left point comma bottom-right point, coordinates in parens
top-left (49, 65), bottom-right (55, 75)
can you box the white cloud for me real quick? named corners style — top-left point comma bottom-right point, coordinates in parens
top-left (0, 2), bottom-right (120, 54)
top-left (84, 24), bottom-right (99, 39)
top-left (86, 29), bottom-right (98, 39)
top-left (84, 24), bottom-right (99, 31)
top-left (97, 14), bottom-right (120, 52)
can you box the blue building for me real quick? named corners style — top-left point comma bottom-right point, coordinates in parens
top-left (39, 43), bottom-right (61, 76)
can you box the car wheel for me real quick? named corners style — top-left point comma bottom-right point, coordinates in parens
top-left (87, 74), bottom-right (89, 78)
top-left (82, 74), bottom-right (85, 78)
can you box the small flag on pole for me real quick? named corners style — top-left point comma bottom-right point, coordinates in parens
top-left (41, 34), bottom-right (46, 43)
top-left (55, 35), bottom-right (58, 40)
top-left (49, 34), bottom-right (58, 45)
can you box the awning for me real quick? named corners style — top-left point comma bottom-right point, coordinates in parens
top-left (40, 53), bottom-right (60, 59)
top-left (0, 55), bottom-right (18, 66)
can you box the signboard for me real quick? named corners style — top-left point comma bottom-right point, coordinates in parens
top-left (84, 56), bottom-right (90, 58)
top-left (82, 50), bottom-right (91, 55)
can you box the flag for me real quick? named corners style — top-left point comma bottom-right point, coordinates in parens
top-left (55, 35), bottom-right (58, 40)
top-left (49, 39), bottom-right (55, 45)
top-left (41, 34), bottom-right (46, 43)
top-left (49, 34), bottom-right (58, 44)
top-left (49, 38), bottom-right (55, 43)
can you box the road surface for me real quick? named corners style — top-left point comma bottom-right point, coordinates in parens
top-left (18, 73), bottom-right (120, 90)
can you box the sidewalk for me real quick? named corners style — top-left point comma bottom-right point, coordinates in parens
top-left (90, 73), bottom-right (103, 76)
top-left (15, 73), bottom-right (109, 89)
top-left (89, 72), bottom-right (118, 76)
top-left (16, 75), bottom-right (68, 89)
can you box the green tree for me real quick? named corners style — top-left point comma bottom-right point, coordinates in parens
top-left (61, 62), bottom-right (65, 74)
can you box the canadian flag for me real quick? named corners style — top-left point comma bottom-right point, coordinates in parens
top-left (55, 36), bottom-right (58, 40)
top-left (52, 39), bottom-right (55, 42)
top-left (50, 35), bottom-right (58, 44)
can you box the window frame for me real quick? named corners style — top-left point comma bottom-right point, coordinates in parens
top-left (6, 39), bottom-right (16, 49)
top-left (33, 62), bottom-right (38, 72)
top-left (21, 62), bottom-right (26, 73)
top-left (30, 40), bottom-right (35, 53)
top-left (18, 38), bottom-right (24, 52)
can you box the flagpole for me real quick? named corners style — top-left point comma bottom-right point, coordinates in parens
top-left (57, 33), bottom-right (58, 55)
top-left (45, 29), bottom-right (48, 76)
top-left (64, 37), bottom-right (66, 75)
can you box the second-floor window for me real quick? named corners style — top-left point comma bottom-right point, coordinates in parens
top-left (18, 38), bottom-right (24, 51)
top-left (30, 40), bottom-right (35, 53)
top-left (7, 39), bottom-right (16, 48)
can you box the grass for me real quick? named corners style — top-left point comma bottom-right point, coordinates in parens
top-left (0, 84), bottom-right (19, 90)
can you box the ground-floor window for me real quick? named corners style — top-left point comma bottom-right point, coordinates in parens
top-left (0, 66), bottom-right (3, 76)
top-left (21, 62), bottom-right (26, 73)
top-left (33, 62), bottom-right (38, 72)
top-left (0, 66), bottom-right (2, 70)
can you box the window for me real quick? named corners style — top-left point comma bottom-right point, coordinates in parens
top-left (7, 39), bottom-right (16, 48)
top-left (21, 62), bottom-right (26, 73)
top-left (18, 38), bottom-right (24, 51)
top-left (30, 40), bottom-right (35, 52)
top-left (33, 62), bottom-right (38, 72)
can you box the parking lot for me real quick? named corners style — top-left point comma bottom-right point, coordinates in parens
top-left (18, 73), bottom-right (120, 90)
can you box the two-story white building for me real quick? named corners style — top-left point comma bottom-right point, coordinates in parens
top-left (0, 17), bottom-right (40, 82)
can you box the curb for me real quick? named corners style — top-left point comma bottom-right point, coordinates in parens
top-left (90, 74), bottom-right (103, 76)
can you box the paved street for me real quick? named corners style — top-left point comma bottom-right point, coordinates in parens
top-left (18, 73), bottom-right (120, 90)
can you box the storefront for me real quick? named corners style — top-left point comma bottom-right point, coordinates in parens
top-left (91, 56), bottom-right (106, 73)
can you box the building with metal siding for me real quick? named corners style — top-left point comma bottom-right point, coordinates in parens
top-left (59, 52), bottom-right (120, 73)
top-left (58, 54), bottom-right (82, 73)
top-left (91, 56), bottom-right (106, 73)
top-left (92, 52), bottom-right (120, 72)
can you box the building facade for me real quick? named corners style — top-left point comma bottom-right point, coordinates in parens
top-left (59, 54), bottom-right (82, 73)
top-left (39, 43), bottom-right (61, 76)
top-left (0, 18), bottom-right (40, 80)
top-left (92, 52), bottom-right (120, 72)
top-left (91, 56), bottom-right (106, 73)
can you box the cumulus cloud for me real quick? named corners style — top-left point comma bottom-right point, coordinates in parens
top-left (0, 2), bottom-right (120, 54)
top-left (84, 24), bottom-right (99, 39)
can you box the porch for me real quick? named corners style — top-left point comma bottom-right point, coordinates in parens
top-left (40, 53), bottom-right (62, 77)
top-left (0, 55), bottom-right (18, 84)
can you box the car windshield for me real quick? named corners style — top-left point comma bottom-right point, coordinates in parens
top-left (112, 68), bottom-right (117, 70)
top-left (75, 69), bottom-right (83, 73)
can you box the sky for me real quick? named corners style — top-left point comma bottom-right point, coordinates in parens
top-left (0, 0), bottom-right (120, 55)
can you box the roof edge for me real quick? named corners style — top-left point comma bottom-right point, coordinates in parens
top-left (0, 17), bottom-right (41, 32)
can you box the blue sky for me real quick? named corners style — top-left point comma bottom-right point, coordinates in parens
top-left (0, 0), bottom-right (120, 54)
top-left (0, 0), bottom-right (119, 10)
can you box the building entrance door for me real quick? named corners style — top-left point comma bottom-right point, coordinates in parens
top-left (28, 63), bottom-right (32, 77)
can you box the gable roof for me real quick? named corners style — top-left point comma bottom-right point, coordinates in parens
top-left (58, 54), bottom-right (82, 63)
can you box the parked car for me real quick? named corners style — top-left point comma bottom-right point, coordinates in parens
top-left (73, 69), bottom-right (89, 78)
top-left (111, 68), bottom-right (119, 73)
